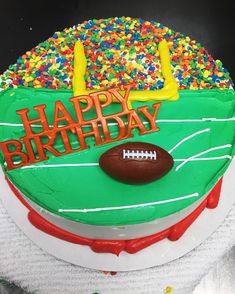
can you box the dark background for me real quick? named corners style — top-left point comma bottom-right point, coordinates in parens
top-left (0, 0), bottom-right (234, 81)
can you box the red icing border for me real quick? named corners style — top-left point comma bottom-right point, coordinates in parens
top-left (5, 176), bottom-right (223, 255)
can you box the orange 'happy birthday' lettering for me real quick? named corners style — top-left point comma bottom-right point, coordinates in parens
top-left (0, 85), bottom-right (162, 170)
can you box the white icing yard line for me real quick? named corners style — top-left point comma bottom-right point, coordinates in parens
top-left (173, 155), bottom-right (232, 162)
top-left (156, 117), bottom-right (235, 123)
top-left (21, 163), bottom-right (99, 169)
top-left (0, 123), bottom-right (55, 128)
top-left (0, 123), bottom-right (22, 127)
top-left (58, 192), bottom-right (199, 213)
top-left (11, 155), bottom-right (232, 169)
top-left (176, 144), bottom-right (232, 171)
top-left (0, 117), bottom-right (235, 128)
top-left (168, 128), bottom-right (210, 154)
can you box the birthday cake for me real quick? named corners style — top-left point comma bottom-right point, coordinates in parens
top-left (0, 17), bottom-right (234, 255)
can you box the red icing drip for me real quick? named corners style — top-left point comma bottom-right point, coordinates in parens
top-left (91, 240), bottom-right (126, 256)
top-left (207, 178), bottom-right (223, 209)
top-left (168, 198), bottom-right (208, 241)
top-left (28, 210), bottom-right (92, 246)
top-left (5, 176), bottom-right (223, 255)
top-left (125, 228), bottom-right (170, 254)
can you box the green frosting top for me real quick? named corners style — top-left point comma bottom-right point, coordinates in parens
top-left (0, 87), bottom-right (234, 225)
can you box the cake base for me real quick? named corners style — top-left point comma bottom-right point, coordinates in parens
top-left (0, 158), bottom-right (235, 271)
top-left (5, 178), bottom-right (220, 255)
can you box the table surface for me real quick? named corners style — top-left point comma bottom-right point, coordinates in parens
top-left (194, 245), bottom-right (235, 294)
top-left (1, 245), bottom-right (235, 293)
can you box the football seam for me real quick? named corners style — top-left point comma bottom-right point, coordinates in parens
top-left (123, 149), bottom-right (157, 160)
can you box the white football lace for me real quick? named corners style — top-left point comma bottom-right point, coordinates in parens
top-left (123, 149), bottom-right (157, 160)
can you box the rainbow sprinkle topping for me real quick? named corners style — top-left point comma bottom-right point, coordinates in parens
top-left (0, 17), bottom-right (233, 91)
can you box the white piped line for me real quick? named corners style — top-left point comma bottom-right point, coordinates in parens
top-left (0, 123), bottom-right (22, 127)
top-left (156, 117), bottom-right (235, 123)
top-left (58, 192), bottom-right (199, 213)
top-left (168, 128), bottom-right (210, 154)
top-left (21, 163), bottom-right (99, 169)
top-left (173, 155), bottom-right (232, 162)
top-left (0, 123), bottom-right (55, 128)
top-left (176, 144), bottom-right (232, 171)
top-left (201, 117), bottom-right (235, 122)
top-left (0, 117), bottom-right (235, 128)
top-left (9, 155), bottom-right (232, 169)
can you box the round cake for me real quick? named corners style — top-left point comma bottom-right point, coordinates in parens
top-left (0, 17), bottom-right (234, 255)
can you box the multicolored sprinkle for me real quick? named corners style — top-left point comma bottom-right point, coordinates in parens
top-left (0, 17), bottom-right (233, 91)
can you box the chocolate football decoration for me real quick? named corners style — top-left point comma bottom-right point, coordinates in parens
top-left (99, 142), bottom-right (174, 184)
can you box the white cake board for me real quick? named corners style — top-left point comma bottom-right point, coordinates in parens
top-left (1, 159), bottom-right (235, 272)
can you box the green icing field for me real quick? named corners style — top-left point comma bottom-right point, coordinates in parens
top-left (0, 87), bottom-right (235, 225)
